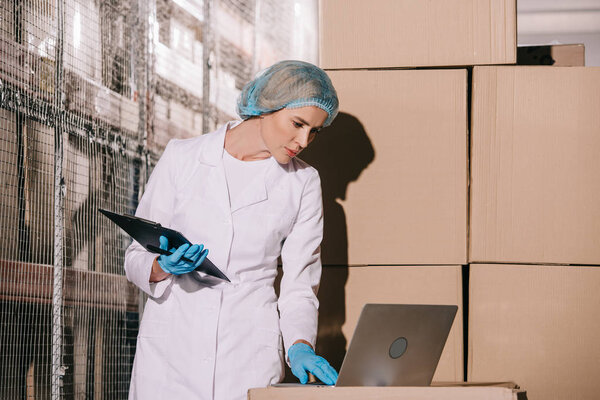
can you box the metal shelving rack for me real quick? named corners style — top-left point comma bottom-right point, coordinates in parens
top-left (0, 0), bottom-right (317, 398)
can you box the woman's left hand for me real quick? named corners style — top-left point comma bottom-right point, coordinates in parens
top-left (157, 235), bottom-right (208, 275)
top-left (288, 343), bottom-right (338, 385)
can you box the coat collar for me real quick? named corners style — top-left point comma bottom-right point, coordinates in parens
top-left (197, 120), bottom-right (242, 166)
top-left (196, 120), bottom-right (283, 213)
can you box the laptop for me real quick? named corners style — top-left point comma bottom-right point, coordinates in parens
top-left (336, 303), bottom-right (457, 386)
top-left (276, 303), bottom-right (457, 387)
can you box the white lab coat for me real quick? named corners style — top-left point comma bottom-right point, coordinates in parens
top-left (124, 120), bottom-right (323, 400)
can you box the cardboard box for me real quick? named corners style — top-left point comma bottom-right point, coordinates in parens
top-left (94, 86), bottom-right (122, 130)
top-left (63, 0), bottom-right (102, 81)
top-left (319, 0), bottom-right (516, 69)
top-left (248, 384), bottom-right (525, 400)
top-left (300, 69), bottom-right (467, 265)
top-left (169, 100), bottom-right (196, 133)
top-left (470, 66), bottom-right (600, 264)
top-left (0, 117), bottom-right (55, 264)
top-left (0, 113), bottom-right (54, 265)
top-left (317, 266), bottom-right (464, 382)
top-left (517, 44), bottom-right (585, 67)
top-left (216, 2), bottom-right (255, 56)
top-left (156, 42), bottom-right (204, 99)
top-left (120, 97), bottom-right (140, 134)
top-left (0, 35), bottom-right (55, 101)
top-left (21, 120), bottom-right (55, 265)
top-left (469, 264), bottom-right (600, 400)
top-left (0, 109), bottom-right (20, 261)
top-left (210, 72), bottom-right (241, 119)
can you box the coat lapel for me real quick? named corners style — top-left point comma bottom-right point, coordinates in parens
top-left (196, 120), bottom-right (280, 215)
top-left (229, 160), bottom-right (274, 213)
top-left (197, 122), bottom-right (234, 216)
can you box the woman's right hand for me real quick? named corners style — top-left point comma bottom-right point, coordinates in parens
top-left (288, 343), bottom-right (338, 385)
top-left (157, 236), bottom-right (209, 275)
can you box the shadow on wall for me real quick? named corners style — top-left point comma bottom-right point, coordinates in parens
top-left (277, 112), bottom-right (375, 380)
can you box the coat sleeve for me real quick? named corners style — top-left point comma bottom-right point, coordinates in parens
top-left (124, 139), bottom-right (180, 298)
top-left (278, 169), bottom-right (323, 359)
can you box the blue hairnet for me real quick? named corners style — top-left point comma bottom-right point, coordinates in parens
top-left (237, 60), bottom-right (339, 127)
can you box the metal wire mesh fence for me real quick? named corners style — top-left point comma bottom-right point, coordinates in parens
top-left (0, 0), bottom-right (317, 398)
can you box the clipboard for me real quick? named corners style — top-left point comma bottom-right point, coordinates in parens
top-left (99, 208), bottom-right (230, 282)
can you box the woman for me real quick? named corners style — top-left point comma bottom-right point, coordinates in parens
top-left (124, 60), bottom-right (339, 399)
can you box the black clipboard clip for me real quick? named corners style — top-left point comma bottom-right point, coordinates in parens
top-left (98, 208), bottom-right (230, 282)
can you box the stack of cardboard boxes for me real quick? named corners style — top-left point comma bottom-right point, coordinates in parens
top-left (251, 0), bottom-right (599, 399)
top-left (468, 65), bottom-right (600, 400)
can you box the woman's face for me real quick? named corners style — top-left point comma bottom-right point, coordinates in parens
top-left (259, 106), bottom-right (328, 164)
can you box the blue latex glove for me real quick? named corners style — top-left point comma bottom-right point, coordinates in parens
top-left (288, 343), bottom-right (338, 385)
top-left (157, 235), bottom-right (208, 275)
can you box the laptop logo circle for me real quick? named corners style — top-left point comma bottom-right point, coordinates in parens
top-left (389, 337), bottom-right (408, 359)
